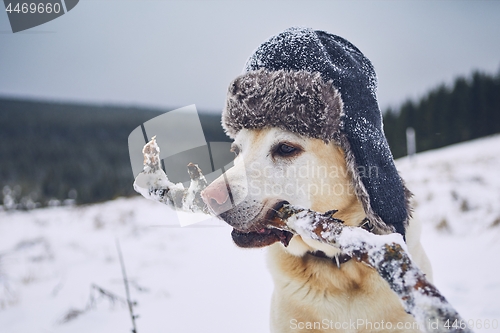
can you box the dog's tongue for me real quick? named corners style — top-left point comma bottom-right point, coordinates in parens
top-left (231, 228), bottom-right (293, 248)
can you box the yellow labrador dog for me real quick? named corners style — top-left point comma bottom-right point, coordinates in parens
top-left (202, 28), bottom-right (432, 333)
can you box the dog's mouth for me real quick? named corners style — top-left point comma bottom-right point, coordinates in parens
top-left (230, 201), bottom-right (294, 248)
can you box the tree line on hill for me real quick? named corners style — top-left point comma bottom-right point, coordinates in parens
top-left (383, 69), bottom-right (500, 158)
top-left (1, 67), bottom-right (499, 209)
top-left (0, 99), bottom-right (228, 209)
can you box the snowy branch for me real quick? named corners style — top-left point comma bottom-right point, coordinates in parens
top-left (133, 136), bottom-right (209, 215)
top-left (270, 206), bottom-right (474, 333)
top-left (133, 138), bottom-right (473, 333)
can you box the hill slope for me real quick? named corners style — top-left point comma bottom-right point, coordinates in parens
top-left (1, 135), bottom-right (499, 332)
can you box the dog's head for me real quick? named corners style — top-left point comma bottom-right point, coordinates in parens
top-left (201, 127), bottom-right (366, 250)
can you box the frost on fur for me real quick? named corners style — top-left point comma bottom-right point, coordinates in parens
top-left (133, 139), bottom-right (473, 333)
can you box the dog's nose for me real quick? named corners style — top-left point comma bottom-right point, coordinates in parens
top-left (201, 181), bottom-right (233, 215)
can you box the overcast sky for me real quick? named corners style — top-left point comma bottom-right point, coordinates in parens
top-left (1, 0), bottom-right (499, 113)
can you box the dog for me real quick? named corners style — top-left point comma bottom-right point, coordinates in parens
top-left (201, 28), bottom-right (433, 332)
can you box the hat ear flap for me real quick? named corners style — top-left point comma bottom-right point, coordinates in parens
top-left (315, 30), bottom-right (411, 236)
top-left (338, 133), bottom-right (411, 237)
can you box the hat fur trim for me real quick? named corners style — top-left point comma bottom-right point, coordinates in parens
top-left (222, 69), bottom-right (343, 142)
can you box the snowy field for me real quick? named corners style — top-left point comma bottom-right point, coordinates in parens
top-left (1, 135), bottom-right (500, 333)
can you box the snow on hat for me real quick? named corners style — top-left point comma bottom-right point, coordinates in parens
top-left (222, 27), bottom-right (411, 236)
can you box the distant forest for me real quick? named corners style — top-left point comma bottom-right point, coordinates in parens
top-left (0, 99), bottom-right (228, 209)
top-left (384, 69), bottom-right (500, 158)
top-left (1, 68), bottom-right (499, 209)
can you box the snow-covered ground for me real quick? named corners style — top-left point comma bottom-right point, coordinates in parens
top-left (396, 134), bottom-right (500, 331)
top-left (1, 135), bottom-right (499, 333)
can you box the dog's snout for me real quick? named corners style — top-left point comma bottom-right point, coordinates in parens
top-left (201, 180), bottom-right (233, 215)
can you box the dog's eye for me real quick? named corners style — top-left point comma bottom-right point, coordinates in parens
top-left (275, 143), bottom-right (300, 157)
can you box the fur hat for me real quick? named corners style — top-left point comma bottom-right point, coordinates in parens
top-left (222, 27), bottom-right (411, 236)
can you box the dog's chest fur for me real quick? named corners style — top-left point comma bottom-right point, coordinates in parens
top-left (267, 242), bottom-right (420, 333)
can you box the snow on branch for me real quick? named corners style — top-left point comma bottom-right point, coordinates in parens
top-left (133, 136), bottom-right (209, 215)
top-left (269, 206), bottom-right (474, 333)
top-left (133, 137), bottom-right (473, 333)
